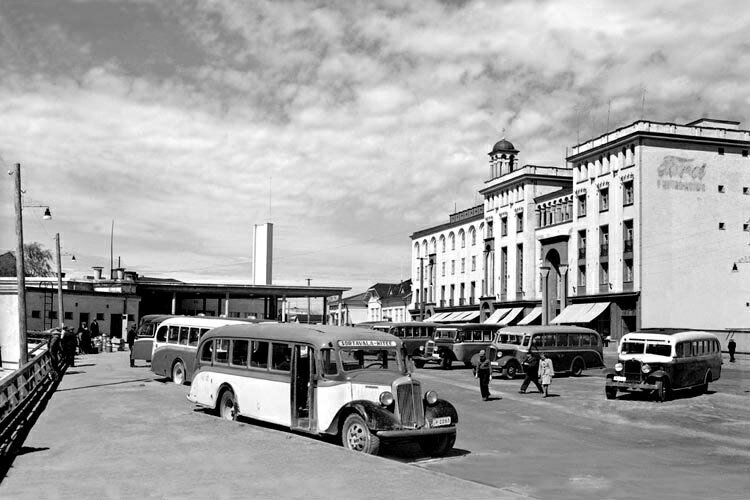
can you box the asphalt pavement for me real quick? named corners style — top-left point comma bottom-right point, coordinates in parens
top-left (1, 350), bottom-right (526, 500)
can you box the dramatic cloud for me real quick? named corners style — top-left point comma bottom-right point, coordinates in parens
top-left (0, 0), bottom-right (748, 294)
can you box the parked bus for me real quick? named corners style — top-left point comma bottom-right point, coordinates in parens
top-left (423, 323), bottom-right (500, 369)
top-left (604, 330), bottom-right (721, 402)
top-left (488, 325), bottom-right (604, 379)
top-left (131, 314), bottom-right (178, 364)
top-left (188, 323), bottom-right (458, 456)
top-left (366, 322), bottom-right (438, 368)
top-left (150, 316), bottom-right (261, 384)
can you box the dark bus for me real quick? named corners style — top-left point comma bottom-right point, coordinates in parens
top-left (368, 322), bottom-right (439, 368)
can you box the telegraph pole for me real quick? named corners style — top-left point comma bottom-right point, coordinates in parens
top-left (306, 278), bottom-right (312, 324)
top-left (13, 163), bottom-right (28, 365)
top-left (417, 257), bottom-right (427, 320)
top-left (55, 233), bottom-right (64, 328)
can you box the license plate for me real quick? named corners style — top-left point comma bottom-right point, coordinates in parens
top-left (431, 416), bottom-right (451, 427)
top-left (613, 375), bottom-right (626, 382)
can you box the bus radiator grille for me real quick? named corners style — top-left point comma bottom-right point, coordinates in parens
top-left (396, 382), bottom-right (425, 428)
top-left (623, 360), bottom-right (643, 382)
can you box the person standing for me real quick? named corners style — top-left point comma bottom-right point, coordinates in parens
top-left (728, 338), bottom-right (736, 363)
top-left (61, 326), bottom-right (77, 367)
top-left (473, 350), bottom-right (492, 401)
top-left (519, 349), bottom-right (544, 394)
top-left (538, 352), bottom-right (554, 398)
top-left (127, 324), bottom-right (137, 367)
top-left (89, 318), bottom-right (100, 338)
top-left (77, 322), bottom-right (91, 354)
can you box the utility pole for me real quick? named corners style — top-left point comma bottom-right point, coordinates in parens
top-left (55, 233), bottom-right (64, 328)
top-left (306, 278), bottom-right (312, 324)
top-left (13, 163), bottom-right (28, 365)
top-left (417, 257), bottom-right (427, 320)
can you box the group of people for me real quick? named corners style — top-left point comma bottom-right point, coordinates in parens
top-left (75, 319), bottom-right (99, 354)
top-left (473, 348), bottom-right (555, 401)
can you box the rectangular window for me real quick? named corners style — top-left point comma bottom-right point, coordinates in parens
top-left (577, 194), bottom-right (587, 217)
top-left (200, 340), bottom-right (214, 362)
top-left (179, 326), bottom-right (189, 345)
top-left (96, 313), bottom-right (105, 320)
top-left (623, 220), bottom-right (634, 253)
top-left (461, 258), bottom-right (465, 274)
top-left (743, 149), bottom-right (749, 157)
top-left (471, 256), bottom-right (476, 271)
top-left (250, 341), bottom-right (269, 369)
top-left (168, 325), bottom-right (179, 343)
top-left (578, 230), bottom-right (586, 260)
top-left (501, 247), bottom-right (508, 293)
top-left (231, 340), bottom-right (249, 367)
top-left (718, 147), bottom-right (725, 155)
top-left (718, 185), bottom-right (725, 193)
top-left (599, 187), bottom-right (609, 212)
top-left (64, 312), bottom-right (73, 320)
top-left (501, 216), bottom-right (508, 236)
top-left (441, 262), bottom-right (445, 277)
top-left (215, 339), bottom-right (230, 364)
top-left (188, 328), bottom-right (202, 347)
top-left (624, 259), bottom-right (634, 283)
top-left (31, 310), bottom-right (41, 318)
top-left (48, 311), bottom-right (56, 320)
top-left (516, 211), bottom-right (524, 232)
top-left (600, 262), bottom-right (609, 285)
top-left (516, 244), bottom-right (524, 291)
top-left (451, 260), bottom-right (455, 275)
top-left (127, 314), bottom-right (134, 321)
top-left (578, 265), bottom-right (586, 286)
top-left (600, 225), bottom-right (609, 257)
top-left (623, 180), bottom-right (634, 206)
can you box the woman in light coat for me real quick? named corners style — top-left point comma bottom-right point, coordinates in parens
top-left (538, 353), bottom-right (554, 398)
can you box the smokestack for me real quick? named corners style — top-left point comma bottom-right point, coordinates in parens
top-left (253, 223), bottom-right (273, 285)
top-left (92, 266), bottom-right (103, 281)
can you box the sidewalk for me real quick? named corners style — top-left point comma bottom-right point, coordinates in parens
top-left (1, 350), bottom-right (525, 500)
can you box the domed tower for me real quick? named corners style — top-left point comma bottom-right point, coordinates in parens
top-left (488, 137), bottom-right (519, 180)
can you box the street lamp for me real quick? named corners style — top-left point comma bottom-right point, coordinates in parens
top-left (9, 163), bottom-right (52, 366)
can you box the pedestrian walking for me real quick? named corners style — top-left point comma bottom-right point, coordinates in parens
top-left (473, 349), bottom-right (492, 401)
top-left (49, 331), bottom-right (63, 371)
top-left (538, 352), bottom-right (554, 398)
top-left (89, 318), bottom-right (100, 338)
top-left (127, 324), bottom-right (137, 367)
top-left (61, 326), bottom-right (77, 367)
top-left (728, 338), bottom-right (736, 363)
top-left (77, 322), bottom-right (91, 354)
top-left (519, 349), bottom-right (544, 394)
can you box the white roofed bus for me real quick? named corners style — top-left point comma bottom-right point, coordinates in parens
top-left (187, 323), bottom-right (458, 456)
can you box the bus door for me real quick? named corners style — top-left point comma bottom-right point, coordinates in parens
top-left (291, 344), bottom-right (314, 431)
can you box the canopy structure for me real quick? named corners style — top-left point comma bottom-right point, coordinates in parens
top-left (483, 308), bottom-right (511, 324)
top-left (498, 307), bottom-right (524, 326)
top-left (517, 307), bottom-right (542, 325)
top-left (551, 302), bottom-right (611, 324)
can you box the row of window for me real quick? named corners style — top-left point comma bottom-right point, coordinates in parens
top-left (575, 144), bottom-right (636, 179)
top-left (200, 338), bottom-right (297, 373)
top-left (156, 325), bottom-right (210, 347)
top-left (439, 256), bottom-right (478, 276)
top-left (675, 339), bottom-right (720, 358)
top-left (578, 259), bottom-right (634, 287)
top-left (531, 332), bottom-right (600, 348)
top-left (30, 311), bottom-right (113, 321)
top-left (578, 180), bottom-right (634, 217)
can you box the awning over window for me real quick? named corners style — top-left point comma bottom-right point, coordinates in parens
top-left (576, 302), bottom-right (610, 323)
top-left (517, 307), bottom-right (542, 325)
top-left (498, 307), bottom-right (525, 326)
top-left (550, 303), bottom-right (591, 324)
top-left (425, 312), bottom-right (449, 322)
top-left (483, 308), bottom-right (511, 324)
top-left (455, 310), bottom-right (480, 322)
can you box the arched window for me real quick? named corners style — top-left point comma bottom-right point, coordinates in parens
top-left (430, 237), bottom-right (437, 254)
top-left (469, 226), bottom-right (477, 246)
top-left (449, 232), bottom-right (456, 251)
top-left (414, 242), bottom-right (420, 257)
top-left (440, 235), bottom-right (446, 253)
top-left (459, 229), bottom-right (466, 248)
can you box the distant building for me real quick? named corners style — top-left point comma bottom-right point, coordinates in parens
top-left (326, 291), bottom-right (369, 326)
top-left (326, 280), bottom-right (412, 325)
top-left (411, 118), bottom-right (750, 343)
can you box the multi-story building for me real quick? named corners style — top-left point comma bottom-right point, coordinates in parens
top-left (410, 118), bottom-right (750, 344)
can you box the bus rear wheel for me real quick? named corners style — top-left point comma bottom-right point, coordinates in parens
top-left (341, 414), bottom-right (380, 455)
top-left (218, 389), bottom-right (237, 421)
top-left (418, 433), bottom-right (456, 457)
top-left (570, 358), bottom-right (585, 377)
top-left (172, 360), bottom-right (186, 385)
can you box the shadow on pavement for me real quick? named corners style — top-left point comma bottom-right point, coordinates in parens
top-left (56, 378), bottom-right (153, 392)
top-left (16, 446), bottom-right (49, 457)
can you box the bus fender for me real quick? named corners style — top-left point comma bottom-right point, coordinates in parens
top-left (326, 401), bottom-right (400, 435)
top-left (425, 399), bottom-right (459, 425)
top-left (497, 354), bottom-right (517, 369)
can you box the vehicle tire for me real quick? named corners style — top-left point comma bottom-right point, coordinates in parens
top-left (341, 414), bottom-right (380, 455)
top-left (171, 360), bottom-right (186, 385)
top-left (418, 433), bottom-right (456, 457)
top-left (413, 359), bottom-right (425, 369)
top-left (699, 371), bottom-right (712, 394)
top-left (655, 379), bottom-right (671, 403)
top-left (570, 357), bottom-right (585, 377)
top-left (217, 388), bottom-right (237, 421)
top-left (440, 355), bottom-right (453, 370)
top-left (605, 386), bottom-right (617, 400)
top-left (464, 361), bottom-right (474, 369)
top-left (503, 362), bottom-right (519, 379)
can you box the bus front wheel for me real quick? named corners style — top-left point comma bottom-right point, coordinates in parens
top-left (503, 362), bottom-right (519, 379)
top-left (605, 386), bottom-right (617, 400)
top-left (341, 414), bottom-right (380, 455)
top-left (655, 379), bottom-right (671, 403)
top-left (218, 389), bottom-right (237, 421)
top-left (172, 360), bottom-right (186, 385)
top-left (413, 359), bottom-right (425, 369)
top-left (418, 433), bottom-right (456, 457)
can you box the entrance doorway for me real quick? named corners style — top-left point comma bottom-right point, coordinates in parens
top-left (292, 345), bottom-right (314, 430)
top-left (544, 249), bottom-right (562, 320)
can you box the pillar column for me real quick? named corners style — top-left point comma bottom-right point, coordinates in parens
top-left (540, 266), bottom-right (550, 325)
top-left (224, 292), bottom-right (230, 317)
top-left (171, 292), bottom-right (177, 314)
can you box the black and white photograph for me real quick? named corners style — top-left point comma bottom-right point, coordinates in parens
top-left (0, 1), bottom-right (748, 499)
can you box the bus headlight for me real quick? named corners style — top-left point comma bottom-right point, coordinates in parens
top-left (424, 390), bottom-right (438, 405)
top-left (379, 391), bottom-right (394, 406)
top-left (641, 364), bottom-right (651, 374)
top-left (614, 363), bottom-right (623, 372)
top-left (419, 345), bottom-right (424, 352)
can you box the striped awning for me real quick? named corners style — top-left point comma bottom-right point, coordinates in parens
top-left (498, 307), bottom-right (525, 326)
top-left (517, 307), bottom-right (542, 325)
top-left (483, 308), bottom-right (511, 324)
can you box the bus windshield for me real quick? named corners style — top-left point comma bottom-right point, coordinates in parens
top-left (434, 330), bottom-right (457, 340)
top-left (622, 341), bottom-right (671, 356)
top-left (495, 334), bottom-right (523, 345)
top-left (339, 347), bottom-right (403, 372)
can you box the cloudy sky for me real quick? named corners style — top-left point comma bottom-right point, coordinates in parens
top-left (1, 0), bottom-right (748, 295)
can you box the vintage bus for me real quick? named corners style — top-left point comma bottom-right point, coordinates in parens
top-left (423, 323), bottom-right (500, 369)
top-left (488, 325), bottom-right (604, 379)
top-left (604, 331), bottom-right (722, 402)
top-left (131, 314), bottom-right (178, 364)
top-left (366, 322), bottom-right (438, 368)
top-left (187, 323), bottom-right (458, 456)
top-left (150, 316), bottom-right (259, 384)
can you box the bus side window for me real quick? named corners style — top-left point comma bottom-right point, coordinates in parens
top-left (179, 326), bottom-right (189, 345)
top-left (272, 343), bottom-right (291, 371)
top-left (581, 334), bottom-right (591, 347)
top-left (188, 328), bottom-right (200, 347)
top-left (231, 340), bottom-right (249, 367)
top-left (532, 335), bottom-right (542, 347)
top-left (568, 333), bottom-right (580, 346)
top-left (557, 333), bottom-right (569, 347)
top-left (215, 339), bottom-right (230, 364)
top-left (591, 334), bottom-right (599, 346)
top-left (200, 340), bottom-right (213, 363)
top-left (483, 331), bottom-right (492, 341)
top-left (250, 341), bottom-right (269, 369)
top-left (168, 326), bottom-right (179, 344)
top-left (320, 348), bottom-right (338, 376)
top-left (156, 326), bottom-right (167, 342)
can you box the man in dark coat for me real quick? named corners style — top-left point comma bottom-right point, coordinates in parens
top-left (89, 319), bottom-right (100, 338)
top-left (728, 338), bottom-right (736, 363)
top-left (77, 322), bottom-right (90, 354)
top-left (519, 349), bottom-right (544, 394)
top-left (61, 326), bottom-right (77, 367)
top-left (473, 350), bottom-right (492, 401)
top-left (127, 325), bottom-right (137, 367)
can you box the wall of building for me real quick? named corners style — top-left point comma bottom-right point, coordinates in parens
top-left (640, 138), bottom-right (750, 329)
top-left (0, 289), bottom-right (20, 368)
